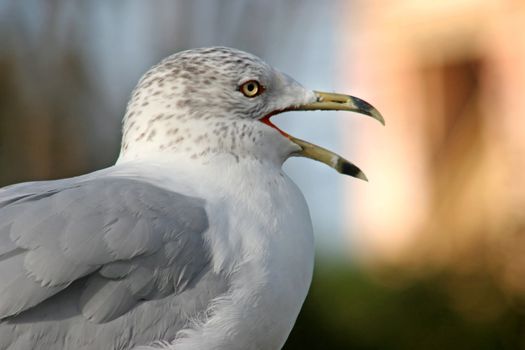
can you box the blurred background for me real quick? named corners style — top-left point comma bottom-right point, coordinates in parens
top-left (1, 0), bottom-right (525, 348)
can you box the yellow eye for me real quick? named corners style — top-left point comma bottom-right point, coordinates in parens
top-left (240, 80), bottom-right (264, 98)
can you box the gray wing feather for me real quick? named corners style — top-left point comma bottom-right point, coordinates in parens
top-left (0, 251), bottom-right (63, 317)
top-left (79, 268), bottom-right (156, 323)
top-left (0, 224), bottom-right (16, 256)
top-left (0, 176), bottom-right (211, 323)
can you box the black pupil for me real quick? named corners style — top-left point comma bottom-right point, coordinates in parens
top-left (247, 83), bottom-right (255, 92)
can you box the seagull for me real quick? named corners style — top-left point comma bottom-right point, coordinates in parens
top-left (0, 47), bottom-right (383, 350)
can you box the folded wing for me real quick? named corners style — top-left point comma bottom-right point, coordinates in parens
top-left (0, 176), bottom-right (211, 323)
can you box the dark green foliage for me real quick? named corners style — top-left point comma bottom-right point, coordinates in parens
top-left (285, 261), bottom-right (524, 350)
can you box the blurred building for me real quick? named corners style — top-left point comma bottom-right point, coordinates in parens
top-left (342, 0), bottom-right (525, 292)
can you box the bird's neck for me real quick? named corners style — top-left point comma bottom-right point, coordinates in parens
top-left (117, 114), bottom-right (300, 169)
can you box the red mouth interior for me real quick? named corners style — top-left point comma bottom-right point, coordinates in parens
top-left (259, 111), bottom-right (290, 138)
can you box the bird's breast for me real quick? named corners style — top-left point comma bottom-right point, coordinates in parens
top-left (119, 159), bottom-right (315, 349)
top-left (203, 169), bottom-right (315, 349)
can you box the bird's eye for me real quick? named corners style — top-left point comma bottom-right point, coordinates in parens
top-left (240, 80), bottom-right (264, 98)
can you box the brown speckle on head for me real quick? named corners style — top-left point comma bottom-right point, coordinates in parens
top-left (177, 100), bottom-right (189, 108)
top-left (147, 129), bottom-right (157, 142)
top-left (136, 132), bottom-right (146, 141)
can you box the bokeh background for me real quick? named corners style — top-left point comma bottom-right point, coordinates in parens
top-left (1, 0), bottom-right (525, 349)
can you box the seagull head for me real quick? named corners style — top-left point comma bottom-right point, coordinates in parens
top-left (119, 47), bottom-right (384, 180)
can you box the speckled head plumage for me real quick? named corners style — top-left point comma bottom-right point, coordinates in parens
top-left (118, 47), bottom-right (384, 179)
top-left (127, 47), bottom-right (274, 120)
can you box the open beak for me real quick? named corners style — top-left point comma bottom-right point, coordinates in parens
top-left (265, 91), bottom-right (384, 181)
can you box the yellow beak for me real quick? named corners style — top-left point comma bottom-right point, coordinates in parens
top-left (289, 91), bottom-right (384, 181)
